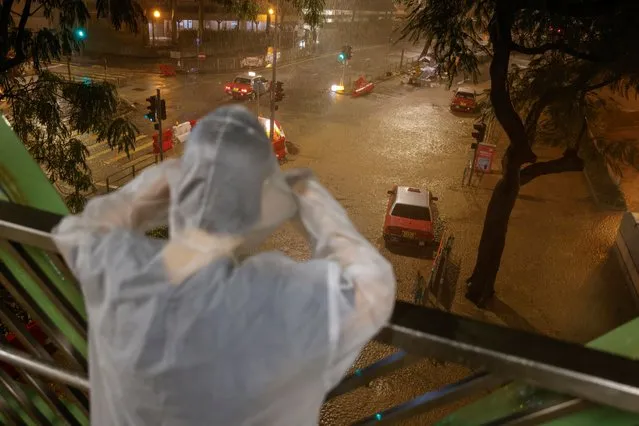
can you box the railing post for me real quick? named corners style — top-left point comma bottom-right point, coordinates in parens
top-left (132, 165), bottom-right (136, 178)
top-left (106, 177), bottom-right (110, 193)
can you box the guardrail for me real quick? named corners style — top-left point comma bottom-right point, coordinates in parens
top-left (1, 200), bottom-right (639, 425)
top-left (104, 155), bottom-right (158, 193)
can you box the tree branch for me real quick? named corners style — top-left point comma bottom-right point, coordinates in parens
top-left (518, 0), bottom-right (619, 17)
top-left (584, 77), bottom-right (618, 92)
top-left (0, 0), bottom-right (32, 72)
top-left (519, 149), bottom-right (584, 186)
top-left (510, 41), bottom-right (606, 62)
top-left (489, 2), bottom-right (537, 169)
top-left (0, 0), bottom-right (16, 55)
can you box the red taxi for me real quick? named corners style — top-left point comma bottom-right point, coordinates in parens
top-left (258, 116), bottom-right (287, 161)
top-left (383, 186), bottom-right (437, 247)
top-left (224, 73), bottom-right (269, 100)
top-left (450, 87), bottom-right (477, 113)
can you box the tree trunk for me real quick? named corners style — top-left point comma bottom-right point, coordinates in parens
top-left (421, 33), bottom-right (434, 58)
top-left (171, 0), bottom-right (177, 44)
top-left (198, 0), bottom-right (204, 40)
top-left (466, 151), bottom-right (521, 305)
top-left (465, 3), bottom-right (536, 307)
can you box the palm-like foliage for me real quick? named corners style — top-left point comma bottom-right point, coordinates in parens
top-left (0, 0), bottom-right (144, 211)
top-left (221, 0), bottom-right (325, 29)
top-left (400, 0), bottom-right (639, 305)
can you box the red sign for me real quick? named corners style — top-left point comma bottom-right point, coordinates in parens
top-left (198, 53), bottom-right (206, 59)
top-left (474, 143), bottom-right (496, 172)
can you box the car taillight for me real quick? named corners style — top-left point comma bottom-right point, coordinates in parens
top-left (225, 85), bottom-right (230, 90)
top-left (421, 231), bottom-right (434, 240)
top-left (241, 88), bottom-right (247, 93)
top-left (387, 226), bottom-right (402, 235)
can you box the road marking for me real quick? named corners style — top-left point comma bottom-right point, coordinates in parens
top-left (104, 136), bottom-right (154, 165)
top-left (94, 181), bottom-right (119, 190)
top-left (87, 134), bottom-right (151, 162)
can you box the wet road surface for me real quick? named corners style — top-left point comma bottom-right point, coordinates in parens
top-left (264, 78), bottom-right (634, 423)
top-left (76, 44), bottom-right (421, 190)
top-left (68, 48), bottom-right (636, 424)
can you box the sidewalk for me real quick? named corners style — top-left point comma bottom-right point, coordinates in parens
top-left (588, 88), bottom-right (639, 212)
top-left (455, 118), bottom-right (636, 343)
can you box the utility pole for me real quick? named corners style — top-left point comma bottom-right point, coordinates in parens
top-left (156, 88), bottom-right (164, 161)
top-left (269, 0), bottom-right (279, 144)
top-left (256, 84), bottom-right (260, 116)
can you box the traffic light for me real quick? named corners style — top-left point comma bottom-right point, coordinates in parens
top-left (472, 122), bottom-right (486, 143)
top-left (145, 95), bottom-right (158, 121)
top-left (338, 52), bottom-right (346, 63)
top-left (274, 81), bottom-right (284, 102)
top-left (159, 100), bottom-right (167, 120)
top-left (345, 45), bottom-right (352, 60)
top-left (74, 28), bottom-right (87, 41)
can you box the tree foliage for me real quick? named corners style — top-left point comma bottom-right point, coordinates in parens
top-left (0, 0), bottom-right (145, 212)
top-left (220, 0), bottom-right (325, 29)
top-left (400, 0), bottom-right (639, 306)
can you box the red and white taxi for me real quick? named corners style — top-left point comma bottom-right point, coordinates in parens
top-left (383, 186), bottom-right (437, 247)
top-left (224, 73), bottom-right (269, 100)
top-left (450, 87), bottom-right (477, 113)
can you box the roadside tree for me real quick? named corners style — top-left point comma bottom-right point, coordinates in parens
top-left (0, 0), bottom-right (145, 211)
top-left (401, 0), bottom-right (639, 306)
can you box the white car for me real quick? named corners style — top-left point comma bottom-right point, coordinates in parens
top-left (240, 56), bottom-right (265, 68)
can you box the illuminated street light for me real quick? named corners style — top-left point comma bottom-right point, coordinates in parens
top-left (268, 8), bottom-right (274, 15)
top-left (152, 9), bottom-right (161, 18)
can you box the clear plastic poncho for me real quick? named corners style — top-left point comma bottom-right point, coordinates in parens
top-left (52, 106), bottom-right (396, 426)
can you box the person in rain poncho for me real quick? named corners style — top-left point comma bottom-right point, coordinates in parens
top-left (53, 106), bottom-right (396, 426)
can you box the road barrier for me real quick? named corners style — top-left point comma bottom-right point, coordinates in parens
top-left (414, 234), bottom-right (457, 311)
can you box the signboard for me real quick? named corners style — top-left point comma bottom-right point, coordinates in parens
top-left (169, 51), bottom-right (181, 59)
top-left (265, 46), bottom-right (281, 64)
top-left (198, 53), bottom-right (206, 59)
top-left (474, 143), bottom-right (496, 172)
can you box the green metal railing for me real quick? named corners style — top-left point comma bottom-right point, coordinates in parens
top-left (2, 200), bottom-right (639, 425)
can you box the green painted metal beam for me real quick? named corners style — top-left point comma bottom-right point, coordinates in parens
top-left (436, 318), bottom-right (639, 425)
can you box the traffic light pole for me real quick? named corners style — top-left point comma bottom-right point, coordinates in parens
top-left (467, 142), bottom-right (478, 185)
top-left (156, 88), bottom-right (164, 161)
top-left (340, 60), bottom-right (347, 87)
top-left (269, 0), bottom-right (279, 144)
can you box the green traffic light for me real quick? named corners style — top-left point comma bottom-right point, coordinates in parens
top-left (338, 53), bottom-right (345, 62)
top-left (74, 28), bottom-right (87, 40)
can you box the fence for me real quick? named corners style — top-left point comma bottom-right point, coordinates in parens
top-left (2, 200), bottom-right (639, 424)
top-left (104, 155), bottom-right (158, 193)
top-left (175, 46), bottom-right (315, 73)
top-left (414, 234), bottom-right (456, 311)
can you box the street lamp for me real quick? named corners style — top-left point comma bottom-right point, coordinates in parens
top-left (151, 9), bottom-right (161, 46)
top-left (268, 8), bottom-right (274, 15)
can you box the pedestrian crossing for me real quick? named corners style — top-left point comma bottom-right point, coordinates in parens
top-left (86, 134), bottom-right (152, 162)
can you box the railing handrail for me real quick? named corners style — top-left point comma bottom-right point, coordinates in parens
top-left (0, 344), bottom-right (89, 391)
top-left (2, 199), bottom-right (639, 416)
top-left (104, 154), bottom-right (157, 183)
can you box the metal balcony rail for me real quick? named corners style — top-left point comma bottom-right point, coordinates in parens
top-left (1, 199), bottom-right (639, 425)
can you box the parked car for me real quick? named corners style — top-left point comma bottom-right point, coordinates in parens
top-left (383, 186), bottom-right (437, 247)
top-left (450, 87), bottom-right (478, 113)
top-left (224, 73), bottom-right (269, 100)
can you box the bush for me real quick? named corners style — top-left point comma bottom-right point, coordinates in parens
top-left (147, 226), bottom-right (169, 239)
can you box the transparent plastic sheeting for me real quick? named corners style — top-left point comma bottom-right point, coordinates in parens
top-left (52, 106), bottom-right (396, 426)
